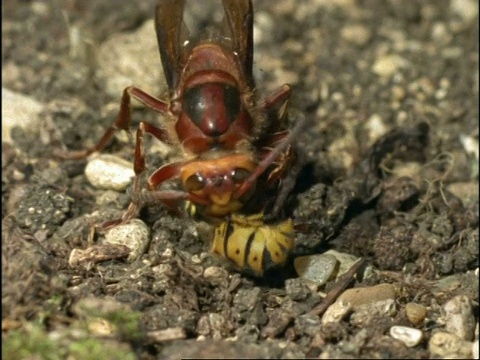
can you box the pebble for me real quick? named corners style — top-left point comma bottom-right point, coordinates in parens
top-left (459, 134), bottom-right (479, 160)
top-left (372, 54), bottom-right (408, 77)
top-left (444, 295), bottom-right (476, 341)
top-left (340, 24), bottom-right (372, 46)
top-left (447, 182), bottom-right (479, 209)
top-left (322, 300), bottom-right (352, 325)
top-left (390, 162), bottom-right (424, 189)
top-left (365, 114), bottom-right (388, 143)
top-left (405, 302), bottom-right (428, 325)
top-left (389, 325), bottom-right (423, 348)
top-left (337, 283), bottom-right (396, 309)
top-left (103, 219), bottom-right (150, 261)
top-left (203, 266), bottom-right (229, 286)
top-left (323, 250), bottom-right (364, 279)
top-left (146, 327), bottom-right (186, 342)
top-left (285, 278), bottom-right (312, 301)
top-left (2, 88), bottom-right (44, 143)
top-left (322, 284), bottom-right (396, 326)
top-left (431, 273), bottom-right (464, 296)
top-left (429, 331), bottom-right (473, 359)
top-left (97, 20), bottom-right (166, 100)
top-left (450, 0), bottom-right (478, 25)
top-left (349, 299), bottom-right (396, 328)
top-left (96, 190), bottom-right (124, 206)
top-left (294, 253), bottom-right (338, 286)
top-left (87, 318), bottom-right (116, 336)
top-left (85, 154), bottom-right (134, 191)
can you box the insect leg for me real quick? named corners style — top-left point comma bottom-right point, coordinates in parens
top-left (261, 84), bottom-right (291, 113)
top-left (55, 86), bottom-right (170, 159)
top-left (267, 154), bottom-right (304, 220)
top-left (100, 121), bottom-right (175, 229)
top-left (234, 115), bottom-right (307, 200)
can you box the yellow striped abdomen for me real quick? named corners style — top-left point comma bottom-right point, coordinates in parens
top-left (211, 213), bottom-right (295, 274)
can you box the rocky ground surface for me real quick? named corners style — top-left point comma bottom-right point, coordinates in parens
top-left (2, 0), bottom-right (478, 359)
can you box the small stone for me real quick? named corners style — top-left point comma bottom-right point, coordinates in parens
top-left (365, 114), bottom-right (388, 143)
top-left (203, 266), bottom-right (229, 286)
top-left (85, 154), bottom-right (134, 191)
top-left (87, 318), bottom-right (116, 336)
top-left (444, 295), bottom-right (476, 341)
top-left (431, 22), bottom-right (452, 45)
top-left (323, 250), bottom-right (363, 279)
top-left (146, 327), bottom-right (186, 342)
top-left (103, 219), bottom-right (150, 261)
top-left (459, 134), bottom-right (479, 160)
top-left (432, 273), bottom-right (464, 296)
top-left (96, 190), bottom-right (123, 206)
top-left (350, 299), bottom-right (396, 328)
top-left (429, 331), bottom-right (472, 359)
top-left (97, 20), bottom-right (166, 99)
top-left (337, 283), bottom-right (396, 310)
top-left (390, 162), bottom-right (424, 188)
top-left (233, 288), bottom-right (262, 313)
top-left (340, 24), bottom-right (372, 46)
top-left (323, 284), bottom-right (397, 327)
top-left (285, 278), bottom-right (311, 301)
top-left (322, 300), bottom-right (352, 325)
top-left (197, 313), bottom-right (227, 340)
top-left (2, 88), bottom-right (44, 143)
top-left (450, 0), bottom-right (478, 24)
top-left (447, 182), bottom-right (479, 209)
top-left (294, 254), bottom-right (338, 286)
top-left (473, 339), bottom-right (479, 360)
top-left (405, 302), bottom-right (428, 325)
top-left (390, 325), bottom-right (423, 347)
top-left (372, 54), bottom-right (407, 77)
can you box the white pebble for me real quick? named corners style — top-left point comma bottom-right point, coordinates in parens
top-left (103, 219), bottom-right (150, 261)
top-left (322, 301), bottom-right (352, 325)
top-left (459, 134), bottom-right (479, 160)
top-left (450, 0), bottom-right (478, 24)
top-left (372, 55), bottom-right (408, 77)
top-left (473, 339), bottom-right (479, 359)
top-left (2, 88), bottom-right (44, 143)
top-left (444, 295), bottom-right (476, 341)
top-left (429, 331), bottom-right (472, 359)
top-left (85, 154), bottom-right (134, 191)
top-left (390, 325), bottom-right (423, 348)
top-left (365, 114), bottom-right (388, 143)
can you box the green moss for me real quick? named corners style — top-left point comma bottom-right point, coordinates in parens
top-left (3, 325), bottom-right (66, 360)
top-left (69, 338), bottom-right (137, 360)
top-left (3, 323), bottom-right (137, 360)
top-left (103, 310), bottom-right (143, 341)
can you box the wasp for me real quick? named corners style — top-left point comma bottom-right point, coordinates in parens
top-left (211, 212), bottom-right (295, 275)
top-left (59, 0), bottom-right (303, 272)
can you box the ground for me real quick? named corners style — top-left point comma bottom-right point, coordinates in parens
top-left (2, 0), bottom-right (478, 359)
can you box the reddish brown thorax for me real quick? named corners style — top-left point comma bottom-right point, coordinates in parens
top-left (172, 44), bottom-right (253, 154)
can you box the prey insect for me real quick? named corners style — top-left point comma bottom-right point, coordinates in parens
top-left (211, 212), bottom-right (295, 275)
top-left (58, 0), bottom-right (303, 274)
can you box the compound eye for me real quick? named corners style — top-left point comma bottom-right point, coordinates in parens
top-left (185, 173), bottom-right (205, 191)
top-left (231, 168), bottom-right (251, 184)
